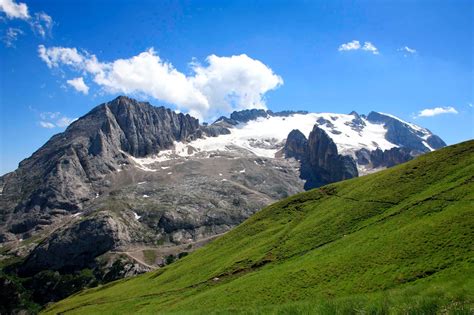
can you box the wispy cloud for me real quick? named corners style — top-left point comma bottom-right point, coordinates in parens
top-left (338, 40), bottom-right (379, 55)
top-left (31, 12), bottom-right (53, 38)
top-left (2, 27), bottom-right (23, 47)
top-left (0, 0), bottom-right (53, 47)
top-left (39, 121), bottom-right (55, 129)
top-left (416, 106), bottom-right (458, 118)
top-left (39, 112), bottom-right (77, 129)
top-left (67, 77), bottom-right (89, 94)
top-left (361, 42), bottom-right (379, 55)
top-left (38, 46), bottom-right (283, 120)
top-left (398, 46), bottom-right (417, 57)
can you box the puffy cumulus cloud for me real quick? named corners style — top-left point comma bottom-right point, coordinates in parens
top-left (39, 112), bottom-right (77, 129)
top-left (38, 46), bottom-right (283, 120)
top-left (338, 40), bottom-right (361, 51)
top-left (190, 54), bottom-right (283, 118)
top-left (0, 0), bottom-right (29, 20)
top-left (67, 77), bottom-right (89, 94)
top-left (338, 40), bottom-right (379, 55)
top-left (416, 106), bottom-right (458, 118)
top-left (89, 49), bottom-right (210, 116)
top-left (2, 27), bottom-right (23, 47)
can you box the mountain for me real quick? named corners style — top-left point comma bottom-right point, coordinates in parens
top-left (43, 140), bottom-right (474, 314)
top-left (0, 96), bottom-right (447, 310)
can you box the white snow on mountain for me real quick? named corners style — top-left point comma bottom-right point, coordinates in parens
top-left (129, 111), bottom-right (432, 170)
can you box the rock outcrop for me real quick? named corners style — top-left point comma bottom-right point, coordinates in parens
top-left (355, 147), bottom-right (415, 168)
top-left (19, 212), bottom-right (123, 275)
top-left (284, 129), bottom-right (308, 161)
top-left (284, 126), bottom-right (359, 189)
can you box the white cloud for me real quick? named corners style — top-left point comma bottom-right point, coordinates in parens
top-left (38, 46), bottom-right (283, 120)
top-left (338, 40), bottom-right (361, 51)
top-left (38, 112), bottom-right (77, 128)
top-left (339, 40), bottom-right (379, 55)
top-left (31, 12), bottom-right (53, 38)
top-left (0, 0), bottom-right (53, 47)
top-left (398, 46), bottom-right (417, 57)
top-left (361, 42), bottom-right (379, 55)
top-left (416, 106), bottom-right (458, 117)
top-left (67, 77), bottom-right (89, 94)
top-left (39, 121), bottom-right (55, 129)
top-left (190, 54), bottom-right (283, 118)
top-left (38, 45), bottom-right (84, 68)
top-left (2, 27), bottom-right (23, 47)
top-left (402, 46), bottom-right (416, 54)
top-left (0, 0), bottom-right (29, 20)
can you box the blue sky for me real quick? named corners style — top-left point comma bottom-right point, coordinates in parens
top-left (0, 0), bottom-right (472, 175)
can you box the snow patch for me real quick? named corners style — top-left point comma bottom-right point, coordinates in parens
top-left (422, 141), bottom-right (435, 152)
top-left (133, 211), bottom-right (141, 220)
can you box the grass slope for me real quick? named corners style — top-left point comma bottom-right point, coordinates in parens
top-left (44, 141), bottom-right (474, 314)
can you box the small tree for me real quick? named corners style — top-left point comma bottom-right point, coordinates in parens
top-left (165, 255), bottom-right (175, 265)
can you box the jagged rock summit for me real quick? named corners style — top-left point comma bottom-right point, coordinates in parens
top-left (1, 96), bottom-right (229, 237)
top-left (286, 126), bottom-right (359, 189)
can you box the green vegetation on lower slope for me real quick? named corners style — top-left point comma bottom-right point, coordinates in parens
top-left (44, 141), bottom-right (474, 314)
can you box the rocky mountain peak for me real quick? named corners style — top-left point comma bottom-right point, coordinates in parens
top-left (284, 129), bottom-right (308, 161)
top-left (229, 109), bottom-right (269, 123)
top-left (0, 97), bottom-right (230, 237)
top-left (283, 126), bottom-right (358, 189)
top-left (367, 111), bottom-right (446, 152)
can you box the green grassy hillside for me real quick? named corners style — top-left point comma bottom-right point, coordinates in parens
top-left (44, 141), bottom-right (474, 314)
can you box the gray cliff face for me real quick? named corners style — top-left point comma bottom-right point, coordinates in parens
top-left (284, 129), bottom-right (308, 161)
top-left (20, 212), bottom-right (123, 275)
top-left (356, 147), bottom-right (414, 169)
top-left (304, 126), bottom-right (358, 189)
top-left (284, 126), bottom-right (358, 189)
top-left (0, 96), bottom-right (229, 237)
